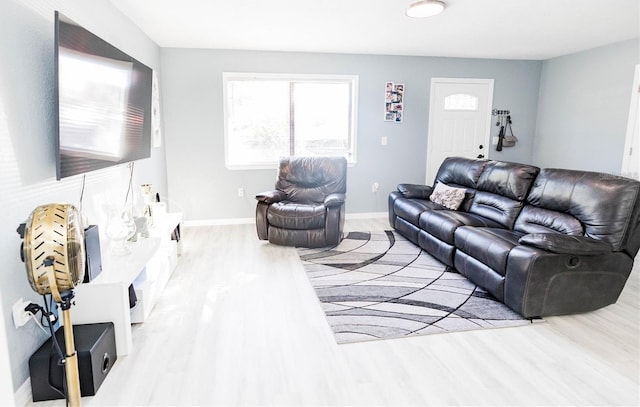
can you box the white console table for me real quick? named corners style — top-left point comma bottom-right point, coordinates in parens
top-left (71, 213), bottom-right (182, 356)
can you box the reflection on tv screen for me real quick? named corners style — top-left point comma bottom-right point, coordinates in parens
top-left (59, 48), bottom-right (134, 161)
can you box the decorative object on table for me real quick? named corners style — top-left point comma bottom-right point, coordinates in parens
top-left (18, 203), bottom-right (85, 406)
top-left (298, 230), bottom-right (535, 344)
top-left (105, 207), bottom-right (136, 254)
top-left (132, 216), bottom-right (149, 240)
top-left (384, 82), bottom-right (404, 122)
top-left (140, 184), bottom-right (155, 226)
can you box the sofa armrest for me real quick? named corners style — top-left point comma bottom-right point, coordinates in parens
top-left (505, 245), bottom-right (632, 317)
top-left (397, 184), bottom-right (433, 199)
top-left (255, 190), bottom-right (287, 204)
top-left (324, 193), bottom-right (346, 207)
top-left (518, 233), bottom-right (613, 255)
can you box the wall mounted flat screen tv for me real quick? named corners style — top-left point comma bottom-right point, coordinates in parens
top-left (55, 11), bottom-right (153, 180)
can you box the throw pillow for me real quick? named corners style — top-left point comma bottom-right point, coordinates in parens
top-left (429, 183), bottom-right (466, 210)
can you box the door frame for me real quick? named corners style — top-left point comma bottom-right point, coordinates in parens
top-left (621, 64), bottom-right (640, 178)
top-left (426, 77), bottom-right (494, 183)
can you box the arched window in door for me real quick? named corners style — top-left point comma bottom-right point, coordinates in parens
top-left (444, 93), bottom-right (479, 111)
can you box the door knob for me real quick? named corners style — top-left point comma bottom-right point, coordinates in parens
top-left (477, 154), bottom-right (485, 159)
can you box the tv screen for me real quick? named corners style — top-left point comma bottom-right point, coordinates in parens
top-left (55, 11), bottom-right (153, 180)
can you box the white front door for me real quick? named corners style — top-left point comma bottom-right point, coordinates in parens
top-left (426, 78), bottom-right (494, 184)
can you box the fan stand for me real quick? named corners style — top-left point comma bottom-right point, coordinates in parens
top-left (20, 203), bottom-right (85, 406)
top-left (45, 256), bottom-right (81, 407)
top-left (59, 293), bottom-right (81, 407)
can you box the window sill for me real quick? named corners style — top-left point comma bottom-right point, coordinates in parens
top-left (226, 161), bottom-right (357, 171)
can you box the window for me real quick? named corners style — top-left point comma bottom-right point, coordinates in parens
top-left (444, 93), bottom-right (479, 111)
top-left (223, 73), bottom-right (358, 169)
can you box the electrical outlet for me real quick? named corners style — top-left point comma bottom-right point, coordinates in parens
top-left (493, 136), bottom-right (499, 145)
top-left (12, 298), bottom-right (32, 328)
top-left (237, 188), bottom-right (245, 198)
top-left (372, 182), bottom-right (380, 193)
top-left (381, 136), bottom-right (388, 146)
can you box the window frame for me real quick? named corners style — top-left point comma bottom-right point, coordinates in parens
top-left (222, 72), bottom-right (359, 170)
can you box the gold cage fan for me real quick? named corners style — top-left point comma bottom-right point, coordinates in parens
top-left (22, 203), bottom-right (86, 406)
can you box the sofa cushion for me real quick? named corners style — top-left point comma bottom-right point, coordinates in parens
top-left (454, 251), bottom-right (506, 301)
top-left (418, 229), bottom-right (456, 267)
top-left (267, 201), bottom-right (325, 229)
top-left (527, 169), bottom-right (640, 251)
top-left (420, 209), bottom-right (502, 244)
top-left (434, 156), bottom-right (489, 188)
top-left (514, 205), bottom-right (583, 235)
top-left (398, 183), bottom-right (476, 212)
top-left (476, 161), bottom-right (540, 201)
top-left (467, 191), bottom-right (524, 229)
top-left (454, 226), bottom-right (525, 275)
top-left (429, 182), bottom-right (467, 210)
top-left (463, 161), bottom-right (539, 230)
top-left (275, 156), bottom-right (347, 203)
top-left (394, 198), bottom-right (443, 226)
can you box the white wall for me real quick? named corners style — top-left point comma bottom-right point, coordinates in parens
top-left (533, 39), bottom-right (640, 173)
top-left (0, 287), bottom-right (15, 405)
top-left (160, 49), bottom-right (542, 221)
top-left (0, 0), bottom-right (167, 395)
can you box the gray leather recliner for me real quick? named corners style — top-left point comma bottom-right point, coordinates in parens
top-left (255, 156), bottom-right (347, 248)
top-left (389, 157), bottom-right (640, 317)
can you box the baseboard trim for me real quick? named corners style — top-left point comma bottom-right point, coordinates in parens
top-left (184, 218), bottom-right (255, 227)
top-left (184, 212), bottom-right (387, 227)
top-left (345, 212), bottom-right (387, 219)
top-left (15, 377), bottom-right (31, 406)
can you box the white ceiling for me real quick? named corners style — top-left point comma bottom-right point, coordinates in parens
top-left (110, 0), bottom-right (639, 60)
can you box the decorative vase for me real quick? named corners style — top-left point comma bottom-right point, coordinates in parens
top-left (105, 208), bottom-right (136, 255)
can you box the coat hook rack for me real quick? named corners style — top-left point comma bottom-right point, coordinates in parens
top-left (492, 109), bottom-right (510, 116)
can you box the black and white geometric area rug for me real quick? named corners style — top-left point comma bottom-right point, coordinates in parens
top-left (297, 231), bottom-right (535, 344)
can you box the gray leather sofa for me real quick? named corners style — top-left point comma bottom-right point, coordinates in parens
top-left (389, 157), bottom-right (640, 317)
top-left (256, 156), bottom-right (347, 248)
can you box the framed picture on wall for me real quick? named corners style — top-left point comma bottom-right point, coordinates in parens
top-left (384, 82), bottom-right (404, 122)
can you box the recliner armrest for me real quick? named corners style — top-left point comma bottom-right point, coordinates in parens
top-left (518, 233), bottom-right (613, 255)
top-left (255, 190), bottom-right (287, 204)
top-left (324, 193), bottom-right (346, 207)
top-left (397, 184), bottom-right (433, 199)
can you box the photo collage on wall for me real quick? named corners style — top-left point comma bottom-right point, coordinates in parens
top-left (384, 82), bottom-right (404, 122)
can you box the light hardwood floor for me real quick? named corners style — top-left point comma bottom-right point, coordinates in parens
top-left (35, 218), bottom-right (639, 406)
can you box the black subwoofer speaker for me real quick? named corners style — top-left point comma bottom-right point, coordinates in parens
top-left (29, 322), bottom-right (117, 402)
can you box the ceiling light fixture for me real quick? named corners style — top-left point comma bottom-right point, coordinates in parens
top-left (406, 0), bottom-right (446, 18)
